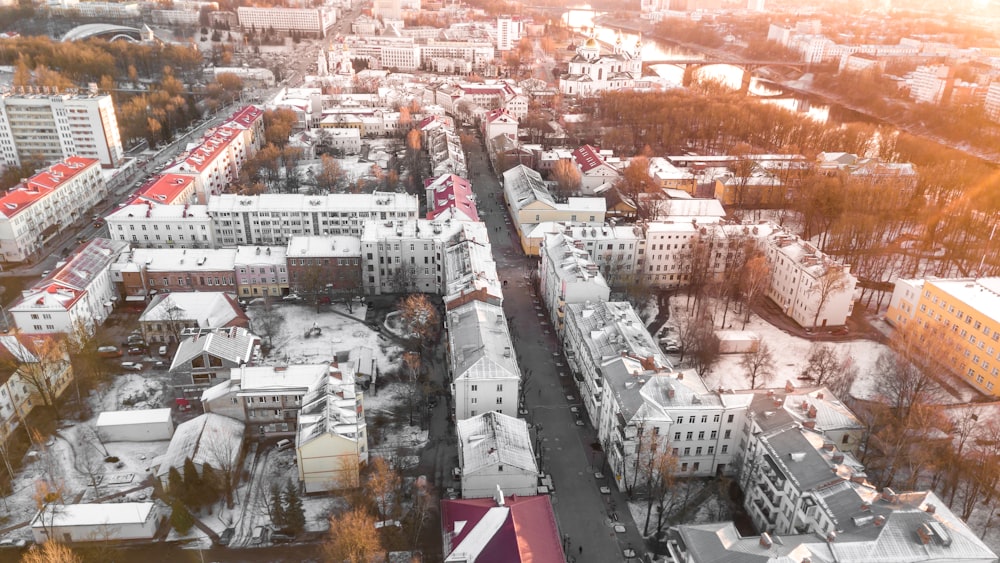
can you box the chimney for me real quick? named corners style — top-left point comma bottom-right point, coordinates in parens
top-left (882, 488), bottom-right (897, 503)
top-left (766, 390), bottom-right (774, 398)
top-left (816, 392), bottom-right (824, 399)
top-left (917, 524), bottom-right (932, 545)
top-left (785, 380), bottom-right (794, 392)
top-left (807, 405), bottom-right (818, 418)
top-left (759, 532), bottom-right (773, 548)
top-left (861, 502), bottom-right (871, 512)
top-left (677, 372), bottom-right (684, 380)
top-left (874, 515), bottom-right (886, 527)
top-left (800, 400), bottom-right (809, 411)
top-left (667, 386), bottom-right (675, 399)
top-left (925, 504), bottom-right (936, 514)
top-left (850, 471), bottom-right (865, 484)
top-left (832, 452), bottom-right (844, 464)
top-left (826, 531), bottom-right (837, 543)
top-left (822, 442), bottom-right (835, 452)
top-left (803, 420), bottom-right (816, 429)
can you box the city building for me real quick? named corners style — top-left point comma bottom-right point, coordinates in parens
top-left (104, 202), bottom-right (214, 249)
top-left (986, 82), bottom-right (1000, 123)
top-left (648, 157), bottom-right (697, 194)
top-left (208, 192), bottom-right (419, 246)
top-left (909, 65), bottom-right (954, 105)
top-left (296, 366), bottom-right (368, 492)
top-left (443, 234), bottom-right (501, 310)
top-left (129, 174), bottom-right (197, 206)
top-left (236, 7), bottom-right (336, 38)
top-left (111, 248), bottom-right (238, 303)
top-left (559, 33), bottom-right (642, 96)
top-left (523, 222), bottom-right (641, 286)
top-left (441, 494), bottom-right (565, 563)
top-left (234, 245), bottom-right (288, 299)
top-left (762, 229), bottom-right (857, 329)
top-left (482, 108), bottom-right (518, 142)
top-left (502, 165), bottom-right (606, 255)
top-left (572, 145), bottom-right (620, 194)
top-left (0, 334), bottom-right (74, 445)
top-left (169, 327), bottom-right (259, 386)
top-left (495, 16), bottom-right (520, 51)
top-left (425, 174), bottom-right (479, 222)
top-left (9, 238), bottom-right (128, 335)
top-left (457, 411), bottom-right (538, 498)
top-left (0, 92), bottom-right (123, 168)
top-left (286, 235), bottom-right (363, 300)
top-left (887, 277), bottom-right (1000, 396)
top-left (0, 157), bottom-right (105, 263)
top-left (138, 292), bottom-right (249, 345)
top-left (165, 125), bottom-right (251, 203)
top-left (155, 413), bottom-right (245, 490)
top-left (31, 503), bottom-right (162, 544)
top-left (447, 300), bottom-right (520, 421)
top-left (202, 364), bottom-right (327, 436)
top-left (539, 232), bottom-right (610, 334)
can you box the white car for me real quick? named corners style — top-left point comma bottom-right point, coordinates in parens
top-left (120, 362), bottom-right (143, 372)
top-left (282, 293), bottom-right (303, 302)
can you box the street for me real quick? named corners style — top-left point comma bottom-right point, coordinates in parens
top-left (463, 136), bottom-right (647, 561)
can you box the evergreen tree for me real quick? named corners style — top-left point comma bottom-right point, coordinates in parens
top-left (167, 466), bottom-right (185, 502)
top-left (182, 457), bottom-right (204, 509)
top-left (200, 462), bottom-right (221, 505)
top-left (270, 482), bottom-right (286, 530)
top-left (170, 500), bottom-right (195, 535)
top-left (283, 478), bottom-right (305, 535)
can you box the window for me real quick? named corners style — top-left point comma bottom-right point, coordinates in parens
top-left (710, 430), bottom-right (717, 439)
top-left (713, 414), bottom-right (720, 422)
top-left (721, 445), bottom-right (728, 454)
top-left (683, 447), bottom-right (691, 456)
top-left (727, 414), bottom-right (734, 423)
top-left (842, 435), bottom-right (849, 444)
top-left (672, 448), bottom-right (679, 456)
top-left (695, 447), bottom-right (702, 455)
top-left (707, 446), bottom-right (715, 454)
top-left (697, 431), bottom-right (705, 440)
top-left (723, 430), bottom-right (731, 439)
top-left (496, 384), bottom-right (503, 391)
top-left (685, 432), bottom-right (693, 441)
top-left (496, 397), bottom-right (503, 404)
top-left (688, 416), bottom-right (696, 424)
top-left (471, 385), bottom-right (477, 391)
top-left (674, 432), bottom-right (681, 441)
top-left (681, 463), bottom-right (688, 472)
top-left (700, 415), bottom-right (708, 423)
top-left (471, 398), bottom-right (477, 404)
top-left (692, 462), bottom-right (700, 472)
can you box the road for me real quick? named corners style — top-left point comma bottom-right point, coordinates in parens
top-left (463, 133), bottom-right (647, 561)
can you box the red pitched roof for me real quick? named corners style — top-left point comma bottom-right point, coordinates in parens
top-left (223, 105), bottom-right (263, 129)
top-left (0, 157), bottom-right (99, 218)
top-left (440, 495), bottom-right (564, 563)
top-left (181, 127), bottom-right (240, 173)
top-left (133, 174), bottom-right (195, 205)
top-left (485, 108), bottom-right (516, 124)
top-left (424, 174), bottom-right (479, 222)
top-left (572, 144), bottom-right (606, 173)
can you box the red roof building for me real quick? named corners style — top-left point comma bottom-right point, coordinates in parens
top-left (440, 494), bottom-right (565, 563)
top-left (424, 174), bottom-right (479, 222)
top-left (131, 174), bottom-right (197, 205)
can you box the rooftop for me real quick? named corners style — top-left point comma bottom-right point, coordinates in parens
top-left (106, 202), bottom-right (210, 221)
top-left (236, 364), bottom-right (328, 394)
top-left (96, 408), bottom-right (173, 428)
top-left (286, 235), bottom-right (362, 258)
top-left (139, 293), bottom-right (246, 329)
top-left (926, 277), bottom-right (1000, 322)
top-left (441, 495), bottom-right (564, 563)
top-left (564, 301), bottom-right (670, 371)
top-left (170, 327), bottom-right (258, 371)
top-left (155, 413), bottom-right (244, 478)
top-left (31, 503), bottom-right (155, 529)
top-left (457, 411), bottom-right (536, 475)
top-left (116, 248), bottom-right (238, 273)
top-left (233, 245), bottom-right (287, 266)
top-left (207, 191), bottom-right (419, 215)
top-left (298, 367), bottom-right (363, 446)
top-left (0, 157), bottom-right (99, 218)
top-left (447, 301), bottom-right (519, 382)
top-left (503, 165), bottom-right (554, 211)
top-left (131, 174), bottom-right (196, 205)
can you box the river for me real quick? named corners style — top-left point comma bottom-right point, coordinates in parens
top-left (560, 5), bottom-right (879, 126)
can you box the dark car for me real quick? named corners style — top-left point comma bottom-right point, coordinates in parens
top-left (270, 531), bottom-right (295, 544)
top-left (217, 527), bottom-right (235, 546)
top-left (127, 347), bottom-right (145, 355)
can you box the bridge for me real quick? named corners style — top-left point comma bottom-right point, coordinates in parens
top-left (642, 58), bottom-right (806, 92)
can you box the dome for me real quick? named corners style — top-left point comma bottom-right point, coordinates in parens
top-left (584, 37), bottom-right (598, 48)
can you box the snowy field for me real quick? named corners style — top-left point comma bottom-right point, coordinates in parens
top-left (246, 301), bottom-right (405, 375)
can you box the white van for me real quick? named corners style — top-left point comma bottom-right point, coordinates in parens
top-left (120, 362), bottom-right (143, 371)
top-left (276, 439), bottom-right (293, 451)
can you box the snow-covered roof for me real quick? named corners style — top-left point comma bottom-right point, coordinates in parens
top-left (106, 203), bottom-right (209, 221)
top-left (139, 293), bottom-right (244, 329)
top-left (116, 248), bottom-right (238, 273)
top-left (444, 236), bottom-right (501, 306)
top-left (286, 235), bottom-right (362, 258)
top-left (207, 191), bottom-right (419, 215)
top-left (458, 411), bottom-right (536, 475)
top-left (96, 408), bottom-right (172, 427)
top-left (233, 245), bottom-right (287, 266)
top-left (503, 165), bottom-right (554, 211)
top-left (155, 413), bottom-right (244, 478)
top-left (447, 301), bottom-right (520, 382)
top-left (170, 327), bottom-right (258, 371)
top-left (236, 364), bottom-right (328, 394)
top-left (925, 278), bottom-right (1000, 323)
top-left (360, 217), bottom-right (467, 243)
top-left (542, 233), bottom-right (608, 287)
top-left (31, 503), bottom-right (156, 529)
top-left (297, 367), bottom-right (363, 446)
top-left (656, 198), bottom-right (726, 219)
top-left (564, 301), bottom-right (670, 371)
top-left (47, 238), bottom-right (128, 292)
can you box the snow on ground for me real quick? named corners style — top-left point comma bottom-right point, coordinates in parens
top-left (638, 296), bottom-right (659, 326)
top-left (670, 299), bottom-right (892, 400)
top-left (247, 302), bottom-right (403, 374)
top-left (303, 497), bottom-right (336, 533)
top-left (365, 381), bottom-right (410, 415)
top-left (94, 373), bottom-right (170, 411)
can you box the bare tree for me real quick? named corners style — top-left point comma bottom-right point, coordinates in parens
top-left (20, 541), bottom-right (81, 563)
top-left (801, 343), bottom-right (839, 384)
top-left (641, 438), bottom-right (678, 537)
top-left (252, 297), bottom-right (284, 351)
top-left (739, 255), bottom-right (771, 329)
top-left (808, 266), bottom-right (851, 329)
top-left (157, 297), bottom-right (191, 344)
top-left (398, 294), bottom-right (440, 354)
top-left (201, 429), bottom-right (243, 509)
top-left (315, 154), bottom-right (344, 193)
top-left (690, 315), bottom-right (721, 377)
top-left (0, 333), bottom-right (71, 419)
top-left (740, 341), bottom-right (775, 389)
top-left (550, 159), bottom-right (581, 200)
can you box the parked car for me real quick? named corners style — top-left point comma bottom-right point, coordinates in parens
top-left (217, 527), bottom-right (235, 546)
top-left (127, 334), bottom-right (145, 344)
top-left (127, 347), bottom-right (145, 356)
top-left (282, 293), bottom-right (302, 302)
top-left (158, 345), bottom-right (168, 357)
top-left (120, 362), bottom-right (143, 371)
top-left (276, 439), bottom-right (293, 451)
top-left (98, 345), bottom-right (122, 358)
top-left (270, 531), bottom-right (295, 544)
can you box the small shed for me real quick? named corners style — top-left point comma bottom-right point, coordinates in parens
top-left (96, 408), bottom-right (175, 442)
top-left (716, 330), bottom-right (761, 354)
top-left (31, 502), bottom-right (161, 543)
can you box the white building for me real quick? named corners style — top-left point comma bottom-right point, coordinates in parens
top-left (31, 503), bottom-right (161, 543)
top-left (986, 82), bottom-right (1000, 123)
top-left (96, 408), bottom-right (175, 442)
top-left (495, 16), bottom-right (520, 52)
top-left (360, 219), bottom-right (486, 295)
top-left (457, 411), bottom-right (537, 498)
top-left (0, 334), bottom-right (75, 445)
top-left (443, 234), bottom-right (502, 309)
top-left (572, 145), bottom-right (620, 193)
top-left (208, 192), bottom-right (419, 246)
top-left (0, 92), bottom-right (123, 168)
top-left (10, 238), bottom-right (128, 335)
top-left (0, 157), bottom-right (105, 263)
top-left (234, 245), bottom-right (289, 299)
top-left (296, 366), bottom-right (368, 492)
top-left (482, 108), bottom-right (518, 142)
top-left (105, 203), bottom-right (214, 249)
top-left (525, 222), bottom-right (641, 286)
top-left (447, 300), bottom-right (521, 421)
top-left (237, 7), bottom-right (336, 38)
top-left (539, 232), bottom-right (610, 334)
top-left (559, 34), bottom-right (642, 97)
top-left (202, 364), bottom-right (328, 436)
top-left (762, 229), bottom-right (857, 329)
top-left (165, 125), bottom-right (250, 204)
top-left (909, 65), bottom-right (952, 105)
top-left (323, 128), bottom-right (362, 154)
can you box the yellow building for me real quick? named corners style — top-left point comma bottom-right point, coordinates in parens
top-left (888, 277), bottom-right (1000, 396)
top-left (0, 334), bottom-right (74, 443)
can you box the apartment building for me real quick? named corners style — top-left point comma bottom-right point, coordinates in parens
top-left (986, 82), bottom-right (1000, 123)
top-left (9, 238), bottom-right (128, 335)
top-left (237, 7), bottom-right (336, 38)
top-left (443, 235), bottom-right (501, 310)
top-left (648, 157), bottom-right (696, 194)
top-left (104, 203), bottom-right (214, 249)
top-left (296, 366), bottom-right (368, 492)
top-left (111, 248), bottom-right (238, 302)
top-left (0, 334), bottom-right (74, 445)
top-left (129, 174), bottom-right (197, 206)
top-left (138, 292), bottom-right (248, 345)
top-left (425, 174), bottom-right (479, 222)
top-left (502, 165), bottom-right (606, 255)
top-left (909, 65), bottom-right (953, 105)
top-left (495, 16), bottom-right (520, 51)
top-left (762, 229), bottom-right (857, 329)
top-left (234, 245), bottom-right (288, 299)
top-left (539, 233), bottom-right (610, 333)
top-left (208, 192), bottom-right (419, 246)
top-left (562, 301), bottom-right (670, 426)
top-left (421, 41), bottom-right (496, 72)
top-left (447, 300), bottom-right (521, 421)
top-left (286, 235), bottom-right (363, 299)
top-left (482, 108), bottom-right (518, 142)
top-left (572, 145), bottom-right (620, 193)
top-left (0, 156), bottom-right (105, 263)
top-left (166, 126), bottom-right (249, 203)
top-left (360, 219), bottom-right (487, 296)
top-left (0, 93), bottom-right (123, 168)
top-left (524, 222), bottom-right (641, 286)
top-left (887, 277), bottom-right (1000, 396)
top-left (170, 327), bottom-right (259, 386)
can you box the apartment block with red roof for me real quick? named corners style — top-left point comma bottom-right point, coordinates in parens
top-left (440, 493), bottom-right (565, 563)
top-left (424, 174), bottom-right (479, 222)
top-left (221, 105), bottom-right (266, 154)
top-left (130, 174), bottom-right (197, 206)
top-left (166, 124), bottom-right (252, 204)
top-left (572, 144), bottom-right (621, 194)
top-left (0, 157), bottom-right (104, 263)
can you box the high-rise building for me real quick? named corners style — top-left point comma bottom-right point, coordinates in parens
top-left (0, 93), bottom-right (123, 168)
top-left (496, 16), bottom-right (519, 51)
